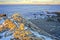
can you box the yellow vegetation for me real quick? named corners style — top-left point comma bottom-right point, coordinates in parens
top-left (13, 23), bottom-right (31, 40)
top-left (0, 14), bottom-right (32, 40)
top-left (0, 25), bottom-right (3, 32)
top-left (19, 23), bottom-right (24, 31)
top-left (12, 13), bottom-right (22, 22)
top-left (3, 19), bottom-right (16, 31)
top-left (13, 31), bottom-right (20, 39)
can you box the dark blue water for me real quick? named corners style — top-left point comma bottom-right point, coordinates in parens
top-left (0, 5), bottom-right (60, 17)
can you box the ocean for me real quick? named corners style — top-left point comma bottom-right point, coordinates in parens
top-left (0, 5), bottom-right (60, 18)
top-left (0, 5), bottom-right (60, 13)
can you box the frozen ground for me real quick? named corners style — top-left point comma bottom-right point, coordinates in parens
top-left (0, 5), bottom-right (60, 40)
top-left (0, 26), bottom-right (53, 40)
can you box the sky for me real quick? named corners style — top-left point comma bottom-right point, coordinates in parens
top-left (0, 0), bottom-right (60, 4)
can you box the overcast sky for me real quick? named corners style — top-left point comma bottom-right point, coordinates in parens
top-left (0, 0), bottom-right (54, 2)
top-left (0, 0), bottom-right (60, 4)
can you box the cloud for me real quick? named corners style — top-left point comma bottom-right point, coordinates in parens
top-left (0, 0), bottom-right (60, 4)
top-left (0, 0), bottom-right (56, 2)
top-left (0, 0), bottom-right (24, 2)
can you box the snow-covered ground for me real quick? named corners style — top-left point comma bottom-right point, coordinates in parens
top-left (0, 5), bottom-right (59, 40)
top-left (0, 12), bottom-right (56, 40)
top-left (0, 26), bottom-right (54, 40)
